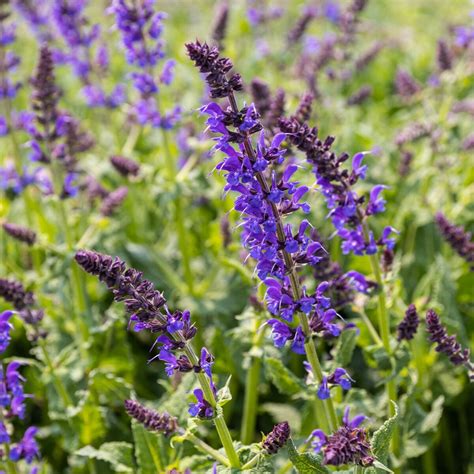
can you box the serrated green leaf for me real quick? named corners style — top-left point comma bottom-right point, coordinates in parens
top-left (75, 442), bottom-right (134, 472)
top-left (371, 402), bottom-right (399, 464)
top-left (264, 357), bottom-right (304, 396)
top-left (132, 420), bottom-right (166, 474)
top-left (287, 438), bottom-right (330, 474)
top-left (334, 328), bottom-right (358, 367)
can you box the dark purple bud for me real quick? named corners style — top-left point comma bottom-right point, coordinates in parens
top-left (110, 155), bottom-right (140, 177)
top-left (265, 88), bottom-right (286, 131)
top-left (185, 41), bottom-right (242, 98)
top-left (381, 248), bottom-right (394, 273)
top-left (124, 399), bottom-right (179, 436)
top-left (354, 42), bottom-right (383, 72)
top-left (211, 1), bottom-right (229, 49)
top-left (397, 304), bottom-right (419, 341)
top-left (398, 149), bottom-right (413, 176)
top-left (250, 78), bottom-right (272, 117)
top-left (294, 92), bottom-right (314, 122)
top-left (426, 309), bottom-right (473, 377)
top-left (436, 39), bottom-right (453, 71)
top-left (287, 9), bottom-right (315, 46)
top-left (2, 222), bottom-right (36, 245)
top-left (395, 122), bottom-right (431, 147)
top-left (262, 421), bottom-right (290, 455)
top-left (435, 212), bottom-right (474, 265)
top-left (31, 45), bottom-right (60, 139)
top-left (0, 278), bottom-right (35, 310)
top-left (100, 186), bottom-right (128, 216)
top-left (347, 85), bottom-right (372, 106)
top-left (395, 69), bottom-right (421, 98)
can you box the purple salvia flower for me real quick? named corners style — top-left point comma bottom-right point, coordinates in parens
top-left (109, 0), bottom-right (177, 127)
top-left (110, 155), bottom-right (140, 180)
top-left (394, 68), bottom-right (421, 98)
top-left (0, 310), bottom-right (14, 354)
top-left (309, 407), bottom-right (374, 466)
top-left (188, 388), bottom-right (213, 419)
top-left (435, 212), bottom-right (474, 266)
top-left (262, 421), bottom-right (290, 454)
top-left (426, 309), bottom-right (473, 378)
top-left (397, 304), bottom-right (419, 341)
top-left (124, 399), bottom-right (179, 436)
top-left (279, 118), bottom-right (395, 256)
top-left (100, 186), bottom-right (128, 216)
top-left (2, 223), bottom-right (36, 246)
top-left (186, 43), bottom-right (349, 405)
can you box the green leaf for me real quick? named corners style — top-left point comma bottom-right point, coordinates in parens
top-left (287, 438), bottom-right (330, 474)
top-left (264, 357), bottom-right (304, 396)
top-left (75, 442), bottom-right (134, 472)
top-left (132, 420), bottom-right (166, 474)
top-left (217, 376), bottom-right (233, 407)
top-left (333, 328), bottom-right (358, 368)
top-left (371, 402), bottom-right (399, 464)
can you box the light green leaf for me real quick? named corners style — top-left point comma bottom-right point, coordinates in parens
top-left (334, 328), bottom-right (358, 367)
top-left (287, 438), bottom-right (330, 474)
top-left (264, 357), bottom-right (304, 396)
top-left (217, 376), bottom-right (233, 407)
top-left (132, 420), bottom-right (166, 474)
top-left (75, 442), bottom-right (134, 472)
top-left (371, 402), bottom-right (399, 464)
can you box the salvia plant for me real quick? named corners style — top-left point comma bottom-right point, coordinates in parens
top-left (0, 1), bottom-right (473, 473)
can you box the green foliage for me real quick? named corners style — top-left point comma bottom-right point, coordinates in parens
top-left (75, 442), bottom-right (134, 472)
top-left (287, 439), bottom-right (330, 474)
top-left (264, 357), bottom-right (305, 396)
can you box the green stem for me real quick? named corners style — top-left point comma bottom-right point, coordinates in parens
top-left (241, 321), bottom-right (265, 443)
top-left (362, 222), bottom-right (399, 461)
top-left (299, 315), bottom-right (338, 432)
top-left (184, 350), bottom-right (240, 468)
top-left (360, 310), bottom-right (383, 346)
top-left (186, 432), bottom-right (230, 467)
top-left (354, 466), bottom-right (364, 474)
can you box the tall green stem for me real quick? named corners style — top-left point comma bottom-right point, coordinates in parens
top-left (362, 222), bottom-right (399, 459)
top-left (183, 347), bottom-right (240, 468)
top-left (241, 323), bottom-right (265, 443)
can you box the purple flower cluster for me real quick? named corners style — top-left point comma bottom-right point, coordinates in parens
top-left (124, 399), bottom-right (179, 436)
top-left (74, 250), bottom-right (216, 418)
top-left (262, 421), bottom-right (290, 455)
top-left (316, 367), bottom-right (353, 400)
top-left (187, 42), bottom-right (344, 359)
top-left (13, 0), bottom-right (52, 42)
top-left (28, 45), bottom-right (95, 199)
top-left (0, 310), bottom-right (40, 470)
top-left (435, 212), bottom-right (474, 267)
top-left (52, 0), bottom-right (124, 108)
top-left (396, 304), bottom-right (419, 342)
top-left (109, 0), bottom-right (180, 128)
top-left (309, 407), bottom-right (374, 467)
top-left (0, 278), bottom-right (46, 340)
top-left (426, 309), bottom-right (473, 378)
top-left (279, 117), bottom-right (396, 256)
